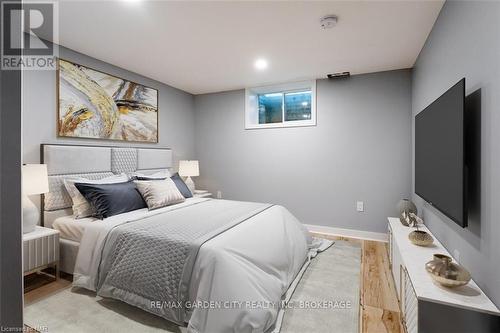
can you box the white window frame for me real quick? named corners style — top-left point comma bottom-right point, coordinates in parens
top-left (245, 80), bottom-right (317, 129)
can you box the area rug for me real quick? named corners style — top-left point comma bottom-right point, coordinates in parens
top-left (279, 240), bottom-right (361, 333)
top-left (24, 241), bottom-right (361, 333)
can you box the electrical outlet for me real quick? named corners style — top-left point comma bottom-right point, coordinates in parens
top-left (356, 201), bottom-right (364, 212)
top-left (217, 190), bottom-right (222, 199)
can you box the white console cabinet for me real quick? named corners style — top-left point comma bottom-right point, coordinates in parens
top-left (388, 217), bottom-right (500, 333)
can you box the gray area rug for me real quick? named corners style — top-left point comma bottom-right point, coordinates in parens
top-left (279, 240), bottom-right (361, 333)
top-left (24, 241), bottom-right (361, 333)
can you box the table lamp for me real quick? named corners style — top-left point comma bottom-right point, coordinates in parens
top-left (22, 164), bottom-right (49, 233)
top-left (179, 160), bottom-right (199, 194)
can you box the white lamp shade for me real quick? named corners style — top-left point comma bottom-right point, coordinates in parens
top-left (179, 160), bottom-right (199, 177)
top-left (22, 164), bottom-right (49, 195)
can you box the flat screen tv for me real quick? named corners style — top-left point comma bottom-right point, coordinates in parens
top-left (415, 78), bottom-right (467, 227)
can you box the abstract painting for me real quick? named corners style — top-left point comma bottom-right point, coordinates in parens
top-left (57, 59), bottom-right (158, 142)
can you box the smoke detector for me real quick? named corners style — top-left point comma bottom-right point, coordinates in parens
top-left (320, 15), bottom-right (338, 29)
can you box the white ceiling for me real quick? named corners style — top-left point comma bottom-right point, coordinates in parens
top-left (49, 0), bottom-right (444, 95)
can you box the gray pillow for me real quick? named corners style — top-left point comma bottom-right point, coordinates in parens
top-left (135, 178), bottom-right (185, 210)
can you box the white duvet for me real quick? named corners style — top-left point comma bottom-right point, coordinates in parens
top-left (73, 198), bottom-right (324, 333)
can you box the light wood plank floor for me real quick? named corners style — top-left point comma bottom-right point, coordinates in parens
top-left (309, 233), bottom-right (402, 333)
top-left (25, 236), bottom-right (402, 333)
top-left (24, 272), bottom-right (72, 306)
top-left (360, 240), bottom-right (402, 333)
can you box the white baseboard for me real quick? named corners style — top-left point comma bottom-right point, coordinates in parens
top-left (305, 224), bottom-right (388, 242)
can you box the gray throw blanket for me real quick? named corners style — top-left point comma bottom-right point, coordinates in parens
top-left (96, 199), bottom-right (272, 325)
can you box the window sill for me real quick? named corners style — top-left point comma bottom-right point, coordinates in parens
top-left (245, 120), bottom-right (316, 130)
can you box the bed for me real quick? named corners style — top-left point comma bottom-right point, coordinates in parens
top-left (41, 144), bottom-right (329, 333)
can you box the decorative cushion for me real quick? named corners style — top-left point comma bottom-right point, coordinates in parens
top-left (170, 173), bottom-right (193, 198)
top-left (135, 176), bottom-right (167, 181)
top-left (74, 181), bottom-right (147, 219)
top-left (45, 172), bottom-right (115, 211)
top-left (130, 169), bottom-right (171, 180)
top-left (135, 178), bottom-right (185, 210)
top-left (63, 173), bottom-right (129, 218)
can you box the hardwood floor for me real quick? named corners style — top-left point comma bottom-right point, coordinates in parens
top-left (361, 241), bottom-right (399, 311)
top-left (362, 305), bottom-right (401, 333)
top-left (310, 233), bottom-right (402, 333)
top-left (24, 236), bottom-right (402, 333)
top-left (24, 272), bottom-right (72, 306)
top-left (360, 241), bottom-right (402, 333)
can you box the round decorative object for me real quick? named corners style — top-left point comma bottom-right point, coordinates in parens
top-left (425, 254), bottom-right (471, 288)
top-left (408, 230), bottom-right (433, 246)
top-left (397, 199), bottom-right (417, 226)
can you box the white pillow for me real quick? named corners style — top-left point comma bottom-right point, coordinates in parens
top-left (132, 169), bottom-right (171, 179)
top-left (135, 178), bottom-right (185, 210)
top-left (63, 173), bottom-right (129, 219)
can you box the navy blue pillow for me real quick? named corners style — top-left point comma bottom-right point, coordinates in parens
top-left (171, 173), bottom-right (193, 198)
top-left (75, 181), bottom-right (147, 219)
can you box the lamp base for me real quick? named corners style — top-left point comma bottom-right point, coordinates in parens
top-left (23, 194), bottom-right (39, 234)
top-left (184, 176), bottom-right (195, 195)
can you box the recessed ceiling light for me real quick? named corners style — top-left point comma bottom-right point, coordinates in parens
top-left (254, 58), bottom-right (268, 71)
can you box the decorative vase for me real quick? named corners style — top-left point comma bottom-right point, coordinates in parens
top-left (402, 212), bottom-right (423, 227)
top-left (397, 199), bottom-right (417, 226)
top-left (408, 230), bottom-right (433, 246)
top-left (425, 254), bottom-right (471, 288)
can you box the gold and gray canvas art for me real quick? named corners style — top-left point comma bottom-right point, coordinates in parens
top-left (58, 59), bottom-right (158, 142)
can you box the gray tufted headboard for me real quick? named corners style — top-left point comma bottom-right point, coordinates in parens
top-left (41, 144), bottom-right (173, 227)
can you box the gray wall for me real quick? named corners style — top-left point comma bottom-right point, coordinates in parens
top-left (194, 70), bottom-right (412, 233)
top-left (22, 41), bottom-right (196, 165)
top-left (411, 1), bottom-right (500, 306)
top-left (22, 41), bottom-right (196, 218)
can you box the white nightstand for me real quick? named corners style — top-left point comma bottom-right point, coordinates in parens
top-left (23, 226), bottom-right (59, 280)
top-left (193, 190), bottom-right (213, 198)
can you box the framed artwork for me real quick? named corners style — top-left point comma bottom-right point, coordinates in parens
top-left (57, 59), bottom-right (158, 143)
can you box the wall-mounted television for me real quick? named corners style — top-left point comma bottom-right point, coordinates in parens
top-left (415, 78), bottom-right (467, 227)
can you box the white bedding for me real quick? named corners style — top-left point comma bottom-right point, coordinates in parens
top-left (51, 197), bottom-right (204, 242)
top-left (73, 198), bottom-right (323, 332)
top-left (187, 204), bottom-right (314, 332)
top-left (52, 215), bottom-right (96, 242)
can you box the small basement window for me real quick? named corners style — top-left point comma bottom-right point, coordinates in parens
top-left (245, 80), bottom-right (316, 129)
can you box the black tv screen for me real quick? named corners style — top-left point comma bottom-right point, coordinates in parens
top-left (415, 78), bottom-right (467, 227)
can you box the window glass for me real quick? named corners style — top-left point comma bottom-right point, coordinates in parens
top-left (258, 93), bottom-right (283, 124)
top-left (284, 91), bottom-right (311, 121)
top-left (246, 80), bottom-right (315, 129)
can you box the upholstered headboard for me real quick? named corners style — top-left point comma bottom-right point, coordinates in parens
top-left (41, 144), bottom-right (173, 227)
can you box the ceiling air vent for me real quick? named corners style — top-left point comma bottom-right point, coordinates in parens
top-left (327, 72), bottom-right (350, 79)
